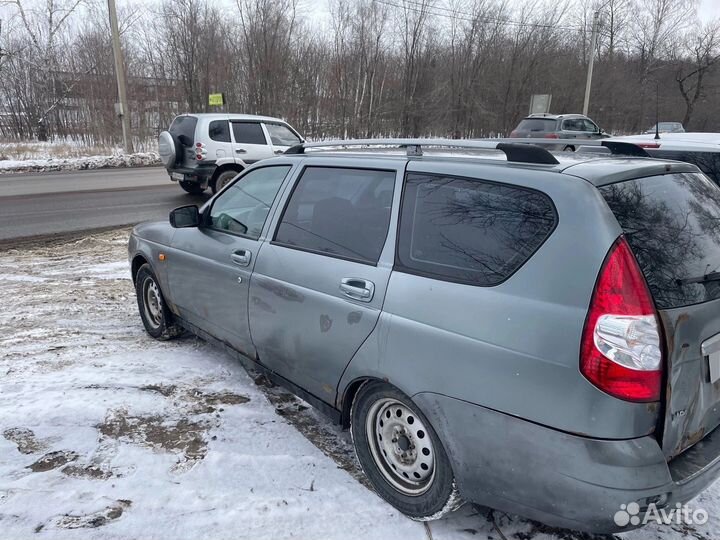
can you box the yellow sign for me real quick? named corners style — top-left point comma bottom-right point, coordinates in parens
top-left (209, 93), bottom-right (224, 106)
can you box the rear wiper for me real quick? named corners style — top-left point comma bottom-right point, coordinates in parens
top-left (677, 271), bottom-right (720, 286)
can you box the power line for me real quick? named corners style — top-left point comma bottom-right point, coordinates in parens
top-left (375, 0), bottom-right (584, 32)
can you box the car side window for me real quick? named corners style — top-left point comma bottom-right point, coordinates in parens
top-left (562, 119), bottom-right (582, 131)
top-left (232, 122), bottom-right (267, 145)
top-left (396, 173), bottom-right (556, 286)
top-left (209, 120), bottom-right (230, 142)
top-left (209, 165), bottom-right (292, 239)
top-left (582, 119), bottom-right (598, 132)
top-left (264, 123), bottom-right (302, 146)
top-left (274, 167), bottom-right (395, 264)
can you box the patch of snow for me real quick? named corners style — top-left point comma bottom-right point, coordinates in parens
top-left (1, 229), bottom-right (719, 540)
top-left (0, 152), bottom-right (160, 174)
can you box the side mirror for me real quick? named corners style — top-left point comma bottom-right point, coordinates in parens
top-left (170, 205), bottom-right (200, 228)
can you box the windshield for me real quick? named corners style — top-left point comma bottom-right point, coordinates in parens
top-left (599, 172), bottom-right (720, 309)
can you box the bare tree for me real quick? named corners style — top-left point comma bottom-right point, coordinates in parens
top-left (675, 20), bottom-right (720, 127)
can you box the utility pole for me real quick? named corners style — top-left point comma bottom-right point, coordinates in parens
top-left (582, 10), bottom-right (600, 116)
top-left (108, 0), bottom-right (133, 153)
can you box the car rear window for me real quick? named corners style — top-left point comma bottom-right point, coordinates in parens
top-left (169, 116), bottom-right (197, 143)
top-left (396, 173), bottom-right (557, 286)
top-left (599, 172), bottom-right (720, 309)
top-left (515, 118), bottom-right (556, 132)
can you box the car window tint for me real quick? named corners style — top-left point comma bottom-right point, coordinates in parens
top-left (169, 116), bottom-right (197, 142)
top-left (209, 165), bottom-right (291, 239)
top-left (396, 173), bottom-right (556, 286)
top-left (582, 119), bottom-right (598, 132)
top-left (563, 119), bottom-right (583, 131)
top-left (515, 118), bottom-right (555, 132)
top-left (232, 122), bottom-right (267, 145)
top-left (274, 167), bottom-right (395, 264)
top-left (599, 172), bottom-right (720, 309)
top-left (265, 123), bottom-right (302, 146)
top-left (208, 120), bottom-right (230, 142)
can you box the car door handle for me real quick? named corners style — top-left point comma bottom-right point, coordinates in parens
top-left (235, 149), bottom-right (247, 154)
top-left (230, 249), bottom-right (252, 266)
top-left (339, 278), bottom-right (374, 302)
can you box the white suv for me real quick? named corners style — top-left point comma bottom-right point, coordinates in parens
top-left (158, 113), bottom-right (304, 194)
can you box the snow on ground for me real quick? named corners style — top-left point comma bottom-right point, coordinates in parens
top-left (0, 140), bottom-right (161, 174)
top-left (1, 229), bottom-right (720, 540)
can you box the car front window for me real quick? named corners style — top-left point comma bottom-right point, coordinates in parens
top-left (209, 165), bottom-right (292, 239)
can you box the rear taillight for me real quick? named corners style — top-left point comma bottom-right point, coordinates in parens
top-left (637, 142), bottom-right (661, 149)
top-left (544, 133), bottom-right (559, 139)
top-left (580, 237), bottom-right (663, 402)
top-left (195, 142), bottom-right (206, 161)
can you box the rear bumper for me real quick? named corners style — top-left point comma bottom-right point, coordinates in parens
top-left (413, 392), bottom-right (720, 533)
top-left (167, 163), bottom-right (216, 181)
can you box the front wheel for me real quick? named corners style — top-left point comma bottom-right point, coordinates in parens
top-left (135, 264), bottom-right (183, 340)
top-left (179, 180), bottom-right (206, 195)
top-left (350, 382), bottom-right (463, 520)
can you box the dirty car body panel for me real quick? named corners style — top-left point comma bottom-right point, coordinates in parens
top-left (129, 146), bottom-right (720, 533)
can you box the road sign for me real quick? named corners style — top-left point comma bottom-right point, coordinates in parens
top-left (209, 93), bottom-right (224, 106)
top-left (529, 94), bottom-right (552, 115)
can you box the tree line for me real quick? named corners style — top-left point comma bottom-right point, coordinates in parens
top-left (0, 0), bottom-right (717, 146)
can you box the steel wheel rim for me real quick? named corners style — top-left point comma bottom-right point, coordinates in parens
top-left (218, 174), bottom-right (233, 191)
top-left (143, 278), bottom-right (163, 329)
top-left (366, 397), bottom-right (436, 496)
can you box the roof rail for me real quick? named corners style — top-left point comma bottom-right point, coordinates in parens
top-left (284, 138), bottom-right (559, 165)
top-left (500, 138), bottom-right (650, 158)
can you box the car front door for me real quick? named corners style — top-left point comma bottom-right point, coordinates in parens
top-left (167, 164), bottom-right (293, 358)
top-left (249, 165), bottom-right (399, 403)
top-left (231, 121), bottom-right (272, 165)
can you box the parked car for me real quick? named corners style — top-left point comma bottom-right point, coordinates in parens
top-left (644, 121), bottom-right (685, 134)
top-left (158, 113), bottom-right (304, 195)
top-left (129, 138), bottom-right (720, 533)
top-left (509, 113), bottom-right (608, 150)
top-left (600, 132), bottom-right (720, 186)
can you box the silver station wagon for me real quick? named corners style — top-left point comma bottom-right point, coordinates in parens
top-left (128, 139), bottom-right (720, 533)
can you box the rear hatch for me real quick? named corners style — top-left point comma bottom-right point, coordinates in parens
top-left (510, 117), bottom-right (557, 138)
top-left (599, 171), bottom-right (720, 459)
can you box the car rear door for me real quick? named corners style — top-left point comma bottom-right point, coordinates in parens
top-left (231, 121), bottom-right (272, 164)
top-left (598, 171), bottom-right (720, 459)
top-left (167, 164), bottom-right (294, 359)
top-left (248, 163), bottom-right (399, 403)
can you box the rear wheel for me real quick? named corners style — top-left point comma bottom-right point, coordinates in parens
top-left (135, 264), bottom-right (182, 340)
top-left (179, 180), bottom-right (206, 194)
top-left (350, 382), bottom-right (462, 520)
top-left (211, 169), bottom-right (241, 194)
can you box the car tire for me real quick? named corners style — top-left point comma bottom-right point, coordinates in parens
top-left (563, 145), bottom-right (575, 152)
top-left (350, 382), bottom-right (463, 520)
top-left (211, 169), bottom-right (241, 194)
top-left (135, 264), bottom-right (183, 340)
top-left (179, 180), bottom-right (206, 194)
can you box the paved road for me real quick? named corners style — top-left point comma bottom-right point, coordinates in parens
top-left (0, 167), bottom-right (211, 242)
